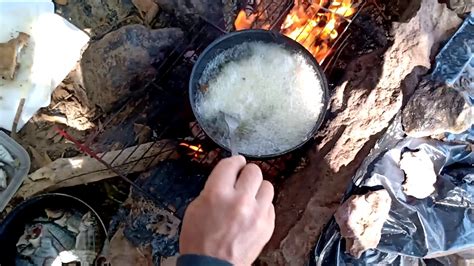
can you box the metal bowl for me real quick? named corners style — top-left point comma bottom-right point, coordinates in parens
top-left (0, 193), bottom-right (108, 265)
top-left (189, 29), bottom-right (329, 158)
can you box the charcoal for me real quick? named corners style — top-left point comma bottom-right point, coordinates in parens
top-left (133, 160), bottom-right (207, 217)
top-left (80, 25), bottom-right (184, 112)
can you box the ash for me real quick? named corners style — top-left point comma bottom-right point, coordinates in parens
top-left (109, 160), bottom-right (208, 261)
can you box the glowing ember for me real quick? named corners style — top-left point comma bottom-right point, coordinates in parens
top-left (234, 0), bottom-right (358, 63)
top-left (179, 143), bottom-right (204, 153)
top-left (235, 10), bottom-right (257, 31)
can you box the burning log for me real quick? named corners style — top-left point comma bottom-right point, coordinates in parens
top-left (280, 0), bottom-right (357, 62)
top-left (16, 140), bottom-right (179, 199)
top-left (236, 0), bottom-right (295, 30)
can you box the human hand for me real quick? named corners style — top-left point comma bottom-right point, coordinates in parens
top-left (180, 155), bottom-right (275, 266)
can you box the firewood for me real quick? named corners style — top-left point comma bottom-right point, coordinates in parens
top-left (16, 140), bottom-right (179, 198)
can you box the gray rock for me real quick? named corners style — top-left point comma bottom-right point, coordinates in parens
top-left (54, 0), bottom-right (135, 38)
top-left (402, 79), bottom-right (474, 138)
top-left (446, 0), bottom-right (474, 14)
top-left (80, 25), bottom-right (184, 112)
top-left (155, 0), bottom-right (236, 30)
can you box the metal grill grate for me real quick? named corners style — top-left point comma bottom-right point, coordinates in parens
top-left (60, 0), bottom-right (366, 218)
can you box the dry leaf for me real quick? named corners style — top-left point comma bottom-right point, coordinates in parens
top-left (54, 0), bottom-right (68, 5)
top-left (38, 113), bottom-right (68, 125)
top-left (28, 146), bottom-right (52, 169)
top-left (109, 227), bottom-right (154, 266)
top-left (134, 123), bottom-right (152, 144)
top-left (132, 0), bottom-right (160, 24)
top-left (160, 256), bottom-right (178, 266)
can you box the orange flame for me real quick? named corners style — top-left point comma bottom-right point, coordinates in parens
top-left (234, 0), bottom-right (357, 63)
top-left (179, 143), bottom-right (204, 153)
top-left (235, 10), bottom-right (258, 31)
top-left (330, 0), bottom-right (356, 17)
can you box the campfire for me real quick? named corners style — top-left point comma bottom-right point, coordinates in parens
top-left (235, 0), bottom-right (361, 62)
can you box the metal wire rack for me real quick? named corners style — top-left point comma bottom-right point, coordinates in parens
top-left (61, 0), bottom-right (366, 218)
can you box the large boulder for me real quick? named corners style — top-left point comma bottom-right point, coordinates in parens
top-left (154, 0), bottom-right (238, 30)
top-left (80, 25), bottom-right (183, 112)
top-left (54, 0), bottom-right (136, 37)
top-left (402, 79), bottom-right (474, 138)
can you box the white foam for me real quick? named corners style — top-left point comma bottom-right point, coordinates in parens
top-left (196, 41), bottom-right (325, 156)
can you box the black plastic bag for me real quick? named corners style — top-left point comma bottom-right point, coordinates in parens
top-left (314, 139), bottom-right (474, 265)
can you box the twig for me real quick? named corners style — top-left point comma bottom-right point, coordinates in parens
top-left (17, 139), bottom-right (179, 199)
top-left (11, 98), bottom-right (26, 139)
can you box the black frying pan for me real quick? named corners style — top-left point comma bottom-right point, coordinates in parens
top-left (189, 29), bottom-right (329, 159)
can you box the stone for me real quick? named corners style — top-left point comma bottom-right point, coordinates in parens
top-left (402, 79), bottom-right (474, 138)
top-left (334, 190), bottom-right (392, 258)
top-left (154, 0), bottom-right (237, 30)
top-left (154, 0), bottom-right (222, 19)
top-left (259, 1), bottom-right (462, 265)
top-left (446, 0), bottom-right (474, 14)
top-left (80, 25), bottom-right (183, 112)
top-left (54, 0), bottom-right (135, 37)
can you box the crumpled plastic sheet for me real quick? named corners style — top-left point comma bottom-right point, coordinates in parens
top-left (314, 138), bottom-right (474, 265)
top-left (445, 125), bottom-right (474, 144)
top-left (432, 13), bottom-right (473, 105)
